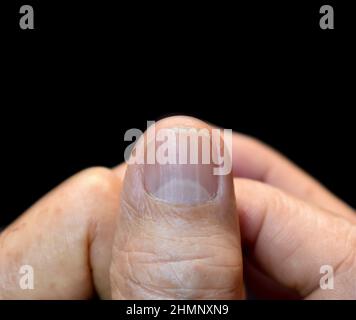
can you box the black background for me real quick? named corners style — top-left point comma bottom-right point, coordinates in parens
top-left (1, 0), bottom-right (355, 227)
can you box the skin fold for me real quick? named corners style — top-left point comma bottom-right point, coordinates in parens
top-left (0, 116), bottom-right (355, 299)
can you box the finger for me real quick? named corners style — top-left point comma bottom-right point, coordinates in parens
top-left (110, 116), bottom-right (244, 299)
top-left (231, 133), bottom-right (355, 220)
top-left (234, 178), bottom-right (356, 299)
top-left (113, 163), bottom-right (126, 181)
top-left (116, 129), bottom-right (355, 219)
top-left (0, 167), bottom-right (121, 299)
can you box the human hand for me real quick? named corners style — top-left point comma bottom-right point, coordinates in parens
top-left (0, 116), bottom-right (355, 299)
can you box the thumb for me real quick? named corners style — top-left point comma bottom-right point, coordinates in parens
top-left (235, 178), bottom-right (356, 299)
top-left (110, 116), bottom-right (244, 299)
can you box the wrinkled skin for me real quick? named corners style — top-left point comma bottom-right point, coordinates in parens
top-left (111, 164), bottom-right (243, 299)
top-left (0, 116), bottom-right (355, 300)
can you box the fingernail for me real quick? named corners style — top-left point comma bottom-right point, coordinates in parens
top-left (144, 128), bottom-right (218, 205)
